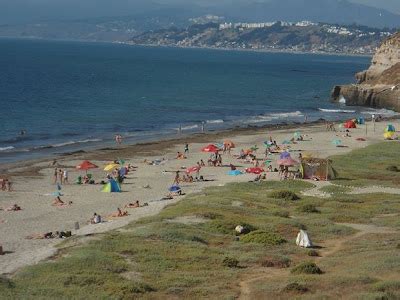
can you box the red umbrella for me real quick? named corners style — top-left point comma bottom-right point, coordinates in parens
top-left (186, 166), bottom-right (200, 174)
top-left (245, 167), bottom-right (264, 174)
top-left (76, 160), bottom-right (98, 173)
top-left (277, 157), bottom-right (298, 166)
top-left (202, 144), bottom-right (219, 153)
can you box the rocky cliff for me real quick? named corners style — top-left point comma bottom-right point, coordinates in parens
top-left (331, 32), bottom-right (400, 111)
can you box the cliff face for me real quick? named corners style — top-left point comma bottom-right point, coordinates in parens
top-left (331, 32), bottom-right (400, 111)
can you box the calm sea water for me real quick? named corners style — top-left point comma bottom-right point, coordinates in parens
top-left (0, 38), bottom-right (388, 163)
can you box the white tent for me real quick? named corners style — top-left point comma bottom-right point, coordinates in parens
top-left (296, 230), bottom-right (313, 248)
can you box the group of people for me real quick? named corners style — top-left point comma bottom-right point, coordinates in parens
top-left (53, 168), bottom-right (69, 184)
top-left (208, 152), bottom-right (223, 166)
top-left (0, 178), bottom-right (12, 192)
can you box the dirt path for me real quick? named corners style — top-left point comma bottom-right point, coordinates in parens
top-left (237, 222), bottom-right (397, 299)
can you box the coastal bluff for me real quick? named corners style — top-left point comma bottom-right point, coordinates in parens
top-left (331, 32), bottom-right (400, 111)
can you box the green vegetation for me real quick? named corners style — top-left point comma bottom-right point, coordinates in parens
top-left (268, 190), bottom-right (300, 201)
top-left (1, 143), bottom-right (400, 298)
top-left (291, 262), bottom-right (323, 274)
top-left (240, 230), bottom-right (286, 245)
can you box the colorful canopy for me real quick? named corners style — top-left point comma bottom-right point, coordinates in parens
top-left (104, 163), bottom-right (119, 171)
top-left (277, 157), bottom-right (298, 166)
top-left (279, 152), bottom-right (291, 159)
top-left (186, 166), bottom-right (200, 174)
top-left (202, 144), bottom-right (219, 153)
top-left (76, 160), bottom-right (98, 171)
top-left (344, 120), bottom-right (356, 129)
top-left (245, 167), bottom-right (264, 174)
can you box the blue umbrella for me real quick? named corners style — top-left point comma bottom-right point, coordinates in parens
top-left (52, 191), bottom-right (63, 197)
top-left (264, 141), bottom-right (273, 147)
top-left (228, 170), bottom-right (243, 176)
top-left (168, 185), bottom-right (181, 192)
top-left (279, 152), bottom-right (291, 159)
top-left (215, 143), bottom-right (224, 149)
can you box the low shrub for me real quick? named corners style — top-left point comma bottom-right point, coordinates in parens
top-left (241, 230), bottom-right (286, 245)
top-left (373, 281), bottom-right (400, 293)
top-left (282, 282), bottom-right (308, 293)
top-left (299, 204), bottom-right (320, 213)
top-left (222, 257), bottom-right (239, 268)
top-left (291, 262), bottom-right (323, 275)
top-left (386, 165), bottom-right (399, 172)
top-left (268, 190), bottom-right (300, 201)
top-left (307, 250), bottom-right (319, 257)
top-left (261, 256), bottom-right (291, 268)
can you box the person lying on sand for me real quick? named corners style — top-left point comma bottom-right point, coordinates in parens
top-left (125, 200), bottom-right (140, 208)
top-left (52, 197), bottom-right (73, 207)
top-left (5, 204), bottom-right (22, 211)
top-left (108, 208), bottom-right (128, 218)
top-left (26, 232), bottom-right (56, 239)
top-left (176, 152), bottom-right (187, 160)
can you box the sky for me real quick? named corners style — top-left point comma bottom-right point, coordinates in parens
top-left (0, 0), bottom-right (399, 24)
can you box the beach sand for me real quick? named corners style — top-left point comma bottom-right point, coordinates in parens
top-left (0, 120), bottom-right (396, 275)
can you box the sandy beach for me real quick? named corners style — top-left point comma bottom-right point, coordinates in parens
top-left (0, 119), bottom-right (397, 275)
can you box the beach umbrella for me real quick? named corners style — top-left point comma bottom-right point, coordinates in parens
top-left (332, 139), bottom-right (342, 146)
top-left (264, 141), bottom-right (273, 148)
top-left (228, 170), bottom-right (243, 176)
top-left (277, 157), bottom-right (298, 166)
top-left (104, 163), bottom-right (119, 171)
top-left (279, 152), bottom-right (291, 159)
top-left (250, 145), bottom-right (259, 151)
top-left (186, 166), bottom-right (200, 174)
top-left (76, 160), bottom-right (98, 173)
top-left (168, 185), bottom-right (181, 192)
top-left (201, 144), bottom-right (219, 153)
top-left (245, 167), bottom-right (264, 174)
top-left (118, 158), bottom-right (126, 166)
top-left (223, 140), bottom-right (235, 148)
top-left (264, 160), bottom-right (272, 166)
top-left (215, 143), bottom-right (224, 149)
top-left (294, 131), bottom-right (302, 139)
top-left (52, 191), bottom-right (63, 197)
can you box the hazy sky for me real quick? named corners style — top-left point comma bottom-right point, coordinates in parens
top-left (0, 0), bottom-right (399, 23)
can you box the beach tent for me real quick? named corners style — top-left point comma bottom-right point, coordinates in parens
top-left (356, 117), bottom-right (365, 125)
top-left (296, 230), bottom-right (313, 248)
top-left (385, 124), bottom-right (396, 133)
top-left (202, 144), bottom-right (219, 153)
top-left (101, 179), bottom-right (121, 193)
top-left (76, 160), bottom-right (98, 173)
top-left (245, 167), bottom-right (264, 174)
top-left (299, 157), bottom-right (337, 181)
top-left (344, 120), bottom-right (356, 129)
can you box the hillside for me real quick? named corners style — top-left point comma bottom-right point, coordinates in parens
top-left (129, 22), bottom-right (393, 55)
top-left (332, 32), bottom-right (400, 111)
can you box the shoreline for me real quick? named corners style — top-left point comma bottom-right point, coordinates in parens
top-left (0, 36), bottom-right (373, 58)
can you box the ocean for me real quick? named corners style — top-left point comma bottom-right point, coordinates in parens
top-left (0, 38), bottom-right (393, 163)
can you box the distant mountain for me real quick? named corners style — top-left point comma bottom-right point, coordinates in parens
top-left (219, 0), bottom-right (400, 29)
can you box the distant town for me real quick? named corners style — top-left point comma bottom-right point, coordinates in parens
top-left (129, 18), bottom-right (394, 55)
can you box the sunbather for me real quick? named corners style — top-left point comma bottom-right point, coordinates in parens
top-left (5, 204), bottom-right (21, 211)
top-left (125, 200), bottom-right (140, 208)
top-left (109, 208), bottom-right (128, 218)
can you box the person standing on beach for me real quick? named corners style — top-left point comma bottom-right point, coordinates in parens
top-left (115, 134), bottom-right (123, 145)
top-left (63, 169), bottom-right (69, 184)
top-left (173, 171), bottom-right (180, 185)
top-left (59, 169), bottom-right (64, 184)
top-left (53, 168), bottom-right (58, 184)
top-left (184, 143), bottom-right (189, 154)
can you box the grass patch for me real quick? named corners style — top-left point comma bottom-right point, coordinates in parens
top-left (299, 204), bottom-right (320, 213)
top-left (282, 282), bottom-right (309, 293)
top-left (240, 230), bottom-right (286, 245)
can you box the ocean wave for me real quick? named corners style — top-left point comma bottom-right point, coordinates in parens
top-left (206, 119), bottom-right (224, 124)
top-left (360, 108), bottom-right (399, 116)
top-left (0, 146), bottom-right (15, 152)
top-left (31, 138), bottom-right (103, 151)
top-left (269, 111), bottom-right (304, 119)
top-left (318, 108), bottom-right (356, 113)
top-left (178, 125), bottom-right (199, 130)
